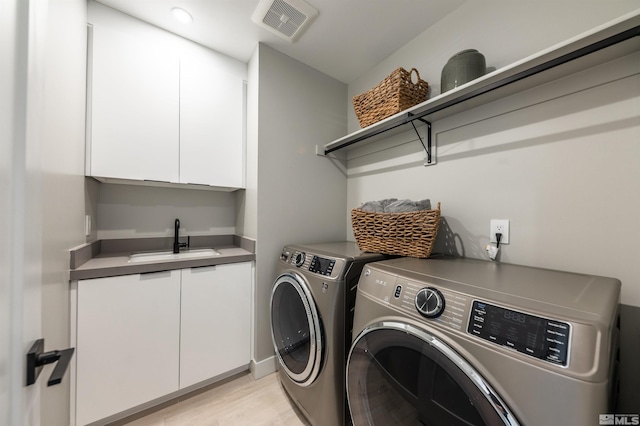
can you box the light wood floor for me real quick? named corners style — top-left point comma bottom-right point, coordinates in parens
top-left (115, 372), bottom-right (310, 426)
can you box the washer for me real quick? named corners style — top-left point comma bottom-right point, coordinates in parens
top-left (270, 242), bottom-right (385, 426)
top-left (347, 257), bottom-right (620, 426)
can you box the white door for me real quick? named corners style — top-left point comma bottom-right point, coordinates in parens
top-left (0, 0), bottom-right (48, 424)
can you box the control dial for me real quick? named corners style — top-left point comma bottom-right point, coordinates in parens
top-left (415, 287), bottom-right (445, 318)
top-left (293, 252), bottom-right (306, 267)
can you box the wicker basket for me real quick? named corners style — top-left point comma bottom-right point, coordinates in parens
top-left (353, 67), bottom-right (429, 128)
top-left (351, 202), bottom-right (441, 258)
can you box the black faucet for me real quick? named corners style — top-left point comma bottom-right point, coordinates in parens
top-left (173, 218), bottom-right (189, 254)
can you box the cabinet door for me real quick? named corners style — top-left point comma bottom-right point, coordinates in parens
top-left (76, 271), bottom-right (181, 425)
top-left (179, 262), bottom-right (252, 388)
top-left (89, 24), bottom-right (180, 182)
top-left (179, 49), bottom-right (245, 188)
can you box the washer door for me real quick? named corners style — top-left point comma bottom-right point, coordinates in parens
top-left (270, 273), bottom-right (323, 387)
top-left (347, 322), bottom-right (519, 426)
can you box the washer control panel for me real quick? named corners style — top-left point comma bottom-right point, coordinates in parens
top-left (283, 249), bottom-right (338, 278)
top-left (309, 256), bottom-right (336, 276)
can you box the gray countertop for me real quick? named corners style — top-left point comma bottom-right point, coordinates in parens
top-left (69, 235), bottom-right (255, 281)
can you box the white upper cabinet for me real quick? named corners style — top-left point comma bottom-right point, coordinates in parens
top-left (89, 25), bottom-right (180, 183)
top-left (180, 48), bottom-right (245, 188)
top-left (86, 3), bottom-right (247, 190)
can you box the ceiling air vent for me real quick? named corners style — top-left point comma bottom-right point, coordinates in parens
top-left (251, 0), bottom-right (318, 42)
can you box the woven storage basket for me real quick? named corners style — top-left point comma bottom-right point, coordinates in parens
top-left (351, 202), bottom-right (441, 258)
top-left (353, 67), bottom-right (429, 128)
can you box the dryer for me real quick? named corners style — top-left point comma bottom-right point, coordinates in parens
top-left (270, 242), bottom-right (385, 425)
top-left (347, 257), bottom-right (620, 426)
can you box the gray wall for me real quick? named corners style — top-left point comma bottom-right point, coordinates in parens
top-left (345, 2), bottom-right (640, 413)
top-left (94, 183), bottom-right (238, 239)
top-left (250, 44), bottom-right (348, 363)
top-left (348, 2), bottom-right (640, 129)
top-left (346, 1), bottom-right (640, 305)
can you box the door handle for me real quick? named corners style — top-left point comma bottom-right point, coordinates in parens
top-left (26, 338), bottom-right (75, 386)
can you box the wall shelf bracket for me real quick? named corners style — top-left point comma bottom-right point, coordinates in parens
top-left (408, 114), bottom-right (433, 166)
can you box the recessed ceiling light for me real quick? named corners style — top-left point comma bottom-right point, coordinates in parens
top-left (171, 7), bottom-right (193, 24)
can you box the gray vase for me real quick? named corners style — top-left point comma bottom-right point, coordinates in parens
top-left (441, 49), bottom-right (486, 93)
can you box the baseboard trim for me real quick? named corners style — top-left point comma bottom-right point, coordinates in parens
top-left (250, 356), bottom-right (277, 379)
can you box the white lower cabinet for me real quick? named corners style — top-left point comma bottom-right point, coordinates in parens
top-left (74, 262), bottom-right (252, 425)
top-left (180, 263), bottom-right (252, 388)
top-left (76, 270), bottom-right (181, 426)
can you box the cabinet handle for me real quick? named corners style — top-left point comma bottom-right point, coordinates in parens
top-left (140, 270), bottom-right (172, 277)
top-left (26, 339), bottom-right (75, 386)
top-left (190, 265), bottom-right (216, 272)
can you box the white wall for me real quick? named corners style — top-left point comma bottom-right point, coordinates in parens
top-left (346, 4), bottom-right (640, 307)
top-left (40, 1), bottom-right (88, 424)
top-left (252, 44), bottom-right (347, 362)
top-left (0, 1), bottom-right (45, 423)
top-left (0, 1), bottom-right (16, 419)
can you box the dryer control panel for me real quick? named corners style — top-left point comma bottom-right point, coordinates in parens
top-left (358, 266), bottom-right (573, 368)
top-left (468, 301), bottom-right (571, 366)
top-left (359, 268), bottom-right (471, 333)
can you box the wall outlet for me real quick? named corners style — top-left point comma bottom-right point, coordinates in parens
top-left (490, 219), bottom-right (509, 244)
top-left (85, 215), bottom-right (91, 237)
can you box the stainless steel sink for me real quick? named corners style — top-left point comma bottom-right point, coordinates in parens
top-left (128, 248), bottom-right (221, 263)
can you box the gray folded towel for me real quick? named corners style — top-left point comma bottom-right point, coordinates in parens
top-left (360, 201), bottom-right (383, 212)
top-left (360, 198), bottom-right (397, 212)
top-left (415, 199), bottom-right (431, 210)
top-left (360, 198), bottom-right (431, 213)
top-left (386, 199), bottom-right (417, 212)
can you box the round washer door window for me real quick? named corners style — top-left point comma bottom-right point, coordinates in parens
top-left (270, 273), bottom-right (323, 386)
top-left (347, 322), bottom-right (519, 426)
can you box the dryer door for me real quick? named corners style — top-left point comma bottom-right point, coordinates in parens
top-left (270, 273), bottom-right (323, 387)
top-left (347, 322), bottom-right (519, 426)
